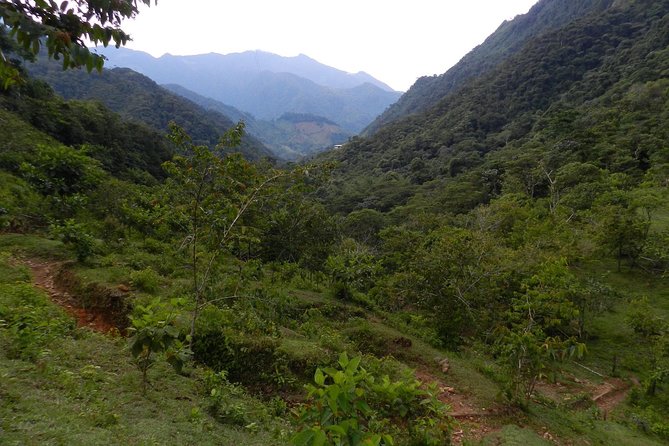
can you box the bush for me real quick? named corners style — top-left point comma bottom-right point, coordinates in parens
top-left (129, 267), bottom-right (161, 294)
top-left (194, 329), bottom-right (282, 385)
top-left (291, 353), bottom-right (452, 446)
top-left (204, 370), bottom-right (270, 426)
top-left (50, 219), bottom-right (95, 262)
top-left (193, 307), bottom-right (283, 385)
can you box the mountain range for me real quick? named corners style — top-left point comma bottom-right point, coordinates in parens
top-left (94, 48), bottom-right (402, 134)
top-left (27, 60), bottom-right (274, 161)
top-left (162, 83), bottom-right (351, 160)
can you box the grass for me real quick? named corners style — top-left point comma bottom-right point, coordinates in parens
top-left (0, 247), bottom-right (287, 445)
top-left (476, 425), bottom-right (553, 445)
top-left (570, 259), bottom-right (669, 378)
top-left (0, 233), bottom-right (68, 260)
top-left (0, 333), bottom-right (289, 446)
top-left (523, 403), bottom-right (665, 446)
top-left (73, 264), bottom-right (132, 288)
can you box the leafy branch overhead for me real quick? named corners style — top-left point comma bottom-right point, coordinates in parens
top-left (0, 0), bottom-right (154, 86)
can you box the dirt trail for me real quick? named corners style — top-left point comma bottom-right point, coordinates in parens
top-left (23, 258), bottom-right (118, 333)
top-left (415, 367), bottom-right (636, 444)
top-left (414, 368), bottom-right (502, 444)
top-left (592, 378), bottom-right (633, 415)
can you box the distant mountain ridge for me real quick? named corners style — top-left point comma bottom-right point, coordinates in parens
top-left (94, 48), bottom-right (402, 134)
top-left (164, 83), bottom-right (350, 160)
top-left (364, 0), bottom-right (614, 135)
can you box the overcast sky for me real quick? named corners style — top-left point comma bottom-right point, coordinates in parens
top-left (120, 0), bottom-right (539, 91)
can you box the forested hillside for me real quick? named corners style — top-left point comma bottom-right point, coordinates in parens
top-left (321, 0), bottom-right (668, 214)
top-left (364, 0), bottom-right (613, 134)
top-left (1, 0), bottom-right (668, 445)
top-left (28, 59), bottom-right (274, 161)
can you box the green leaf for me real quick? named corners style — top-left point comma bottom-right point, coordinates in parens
top-left (338, 351), bottom-right (349, 368)
top-left (291, 429), bottom-right (320, 446)
top-left (314, 368), bottom-right (325, 386)
top-left (346, 355), bottom-right (361, 374)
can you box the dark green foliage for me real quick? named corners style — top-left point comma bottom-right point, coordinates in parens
top-left (50, 219), bottom-right (95, 262)
top-left (0, 1), bottom-right (153, 70)
top-left (1, 77), bottom-right (174, 179)
top-left (260, 197), bottom-right (337, 270)
top-left (0, 1), bottom-right (155, 89)
top-left (366, 0), bottom-right (614, 134)
top-left (27, 60), bottom-right (274, 161)
top-left (193, 330), bottom-right (282, 386)
top-left (320, 0), bottom-right (669, 215)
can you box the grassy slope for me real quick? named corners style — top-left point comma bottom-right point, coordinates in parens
top-left (1, 232), bottom-right (666, 445)
top-left (0, 240), bottom-right (287, 446)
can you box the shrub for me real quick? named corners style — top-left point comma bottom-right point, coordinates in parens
top-left (129, 267), bottom-right (161, 294)
top-left (204, 370), bottom-right (269, 426)
top-left (291, 353), bottom-right (452, 446)
top-left (50, 219), bottom-right (95, 262)
top-left (193, 329), bottom-right (282, 385)
top-left (127, 299), bottom-right (191, 394)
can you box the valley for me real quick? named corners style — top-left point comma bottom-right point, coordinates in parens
top-left (1, 0), bottom-right (668, 445)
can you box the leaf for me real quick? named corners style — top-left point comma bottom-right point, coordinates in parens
top-left (291, 428), bottom-right (323, 446)
top-left (347, 355), bottom-right (361, 373)
top-left (338, 351), bottom-right (349, 368)
top-left (314, 368), bottom-right (325, 386)
top-left (325, 424), bottom-right (347, 436)
top-left (312, 429), bottom-right (327, 446)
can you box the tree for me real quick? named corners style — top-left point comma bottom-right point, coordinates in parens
top-left (593, 198), bottom-right (649, 271)
top-left (627, 298), bottom-right (669, 396)
top-left (497, 259), bottom-right (586, 405)
top-left (162, 123), bottom-right (299, 347)
top-left (0, 0), bottom-right (154, 87)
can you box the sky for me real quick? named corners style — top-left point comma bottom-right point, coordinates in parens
top-left (120, 0), bottom-right (539, 92)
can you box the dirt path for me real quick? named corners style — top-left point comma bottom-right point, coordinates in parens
top-left (23, 258), bottom-right (118, 333)
top-left (414, 368), bottom-right (502, 444)
top-left (592, 378), bottom-right (633, 416)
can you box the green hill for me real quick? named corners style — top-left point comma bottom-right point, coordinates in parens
top-left (364, 0), bottom-right (614, 135)
top-left (320, 0), bottom-right (669, 214)
top-left (27, 60), bottom-right (274, 161)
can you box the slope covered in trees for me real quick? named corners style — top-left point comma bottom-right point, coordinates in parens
top-left (0, 78), bottom-right (173, 180)
top-left (321, 0), bottom-right (669, 214)
top-left (364, 0), bottom-right (613, 135)
top-left (28, 59), bottom-right (274, 161)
